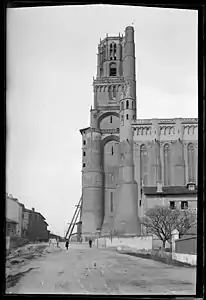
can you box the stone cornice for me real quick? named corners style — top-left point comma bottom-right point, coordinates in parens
top-left (93, 76), bottom-right (124, 85)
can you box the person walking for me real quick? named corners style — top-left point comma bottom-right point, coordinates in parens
top-left (65, 240), bottom-right (69, 250)
top-left (89, 238), bottom-right (92, 248)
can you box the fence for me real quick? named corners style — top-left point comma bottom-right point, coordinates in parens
top-left (95, 235), bottom-right (153, 251)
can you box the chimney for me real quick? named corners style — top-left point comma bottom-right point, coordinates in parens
top-left (32, 207), bottom-right (35, 212)
top-left (156, 181), bottom-right (163, 193)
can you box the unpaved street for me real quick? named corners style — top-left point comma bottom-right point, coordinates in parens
top-left (6, 243), bottom-right (196, 295)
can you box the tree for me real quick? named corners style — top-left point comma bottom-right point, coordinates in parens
top-left (142, 206), bottom-right (196, 248)
top-left (175, 210), bottom-right (197, 238)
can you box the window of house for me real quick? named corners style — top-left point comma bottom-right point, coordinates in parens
top-left (126, 114), bottom-right (129, 120)
top-left (110, 192), bottom-right (113, 212)
top-left (83, 140), bottom-right (86, 145)
top-left (83, 163), bottom-right (86, 168)
top-left (181, 201), bottom-right (188, 210)
top-left (110, 116), bottom-right (112, 123)
top-left (169, 201), bottom-right (175, 210)
top-left (83, 151), bottom-right (86, 156)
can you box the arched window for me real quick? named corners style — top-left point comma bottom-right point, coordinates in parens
top-left (164, 143), bottom-right (170, 186)
top-left (126, 114), bottom-right (129, 120)
top-left (110, 116), bottom-right (112, 123)
top-left (109, 63), bottom-right (116, 76)
top-left (140, 145), bottom-right (148, 186)
top-left (126, 100), bottom-right (129, 109)
top-left (111, 146), bottom-right (114, 155)
top-left (121, 102), bottom-right (124, 110)
top-left (187, 143), bottom-right (195, 182)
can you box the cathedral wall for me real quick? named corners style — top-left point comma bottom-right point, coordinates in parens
top-left (96, 85), bottom-right (122, 107)
top-left (100, 115), bottom-right (119, 130)
top-left (132, 119), bottom-right (198, 189)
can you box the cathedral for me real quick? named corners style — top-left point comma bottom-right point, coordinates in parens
top-left (79, 26), bottom-right (198, 240)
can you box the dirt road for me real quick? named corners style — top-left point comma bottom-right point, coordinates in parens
top-left (6, 242), bottom-right (196, 295)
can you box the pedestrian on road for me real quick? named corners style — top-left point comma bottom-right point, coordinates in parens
top-left (65, 240), bottom-right (69, 250)
top-left (89, 239), bottom-right (92, 248)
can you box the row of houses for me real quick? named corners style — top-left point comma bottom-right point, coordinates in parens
top-left (6, 193), bottom-right (49, 242)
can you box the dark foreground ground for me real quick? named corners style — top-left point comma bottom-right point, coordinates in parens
top-left (6, 242), bottom-right (196, 295)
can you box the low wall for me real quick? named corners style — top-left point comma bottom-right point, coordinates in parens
top-left (94, 235), bottom-right (153, 251)
top-left (175, 235), bottom-right (197, 255)
top-left (172, 252), bottom-right (197, 266)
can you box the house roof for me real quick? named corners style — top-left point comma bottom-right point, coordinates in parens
top-left (6, 218), bottom-right (19, 224)
top-left (143, 185), bottom-right (197, 196)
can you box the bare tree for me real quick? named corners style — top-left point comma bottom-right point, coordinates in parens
top-left (175, 210), bottom-right (197, 238)
top-left (142, 206), bottom-right (196, 248)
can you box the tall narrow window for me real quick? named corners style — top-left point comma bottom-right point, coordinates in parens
top-left (113, 85), bottom-right (116, 98)
top-left (187, 143), bottom-right (195, 182)
top-left (83, 151), bottom-right (86, 156)
top-left (111, 146), bottom-right (114, 155)
top-left (110, 116), bottom-right (112, 123)
top-left (113, 43), bottom-right (116, 60)
top-left (110, 192), bottom-right (113, 212)
top-left (126, 114), bottom-right (129, 120)
top-left (126, 100), bottom-right (129, 109)
top-left (140, 145), bottom-right (148, 186)
top-left (132, 101), bottom-right (134, 109)
top-left (164, 144), bottom-right (170, 186)
top-left (110, 43), bottom-right (113, 60)
top-left (121, 102), bottom-right (124, 110)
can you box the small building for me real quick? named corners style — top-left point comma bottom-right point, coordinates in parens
top-left (6, 194), bottom-right (23, 237)
top-left (27, 208), bottom-right (49, 242)
top-left (139, 182), bottom-right (197, 220)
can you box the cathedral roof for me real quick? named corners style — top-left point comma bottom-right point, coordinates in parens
top-left (143, 185), bottom-right (197, 196)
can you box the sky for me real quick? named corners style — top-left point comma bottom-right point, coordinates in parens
top-left (6, 5), bottom-right (198, 236)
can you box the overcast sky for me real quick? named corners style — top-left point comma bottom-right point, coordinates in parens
top-left (6, 5), bottom-right (198, 236)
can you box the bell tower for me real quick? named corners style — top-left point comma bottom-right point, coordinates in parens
top-left (93, 34), bottom-right (125, 110)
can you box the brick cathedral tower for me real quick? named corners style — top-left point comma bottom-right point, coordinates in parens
top-left (80, 26), bottom-right (141, 240)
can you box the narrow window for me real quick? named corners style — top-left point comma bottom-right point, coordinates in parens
top-left (126, 100), bottom-right (129, 109)
top-left (121, 102), bottom-right (124, 110)
top-left (83, 163), bottom-right (86, 168)
top-left (139, 200), bottom-right (142, 206)
top-left (111, 146), bottom-right (114, 155)
top-left (83, 151), bottom-right (86, 156)
top-left (109, 63), bottom-right (116, 76)
top-left (169, 201), bottom-right (175, 210)
top-left (121, 115), bottom-right (123, 121)
top-left (110, 116), bottom-right (112, 123)
top-left (132, 101), bottom-right (134, 109)
top-left (181, 201), bottom-right (188, 210)
top-left (110, 192), bottom-right (113, 212)
top-left (126, 114), bottom-right (129, 120)
top-left (83, 140), bottom-right (86, 145)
